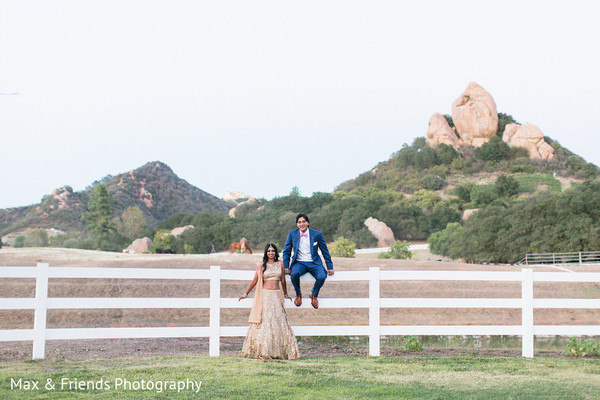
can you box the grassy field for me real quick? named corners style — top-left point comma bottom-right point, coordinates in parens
top-left (1, 355), bottom-right (599, 399)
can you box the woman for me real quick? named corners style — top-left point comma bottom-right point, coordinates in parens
top-left (238, 243), bottom-right (300, 359)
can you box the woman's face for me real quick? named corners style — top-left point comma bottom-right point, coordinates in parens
top-left (266, 247), bottom-right (276, 259)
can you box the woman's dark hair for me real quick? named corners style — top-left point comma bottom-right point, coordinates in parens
top-left (296, 213), bottom-right (309, 224)
top-left (262, 243), bottom-right (279, 272)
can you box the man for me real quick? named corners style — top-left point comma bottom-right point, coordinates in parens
top-left (283, 213), bottom-right (334, 309)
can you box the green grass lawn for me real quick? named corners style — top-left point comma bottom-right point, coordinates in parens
top-left (515, 173), bottom-right (562, 193)
top-left (2, 355), bottom-right (599, 399)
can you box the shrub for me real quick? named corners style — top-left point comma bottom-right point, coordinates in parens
top-left (412, 189), bottom-right (441, 209)
top-left (403, 336), bottom-right (423, 351)
top-left (378, 240), bottom-right (413, 259)
top-left (470, 184), bottom-right (499, 207)
top-left (453, 183), bottom-right (474, 204)
top-left (13, 235), bottom-right (25, 248)
top-left (563, 337), bottom-right (600, 357)
top-left (329, 237), bottom-right (356, 258)
top-left (421, 174), bottom-right (445, 191)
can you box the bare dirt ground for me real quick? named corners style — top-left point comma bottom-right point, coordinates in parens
top-left (1, 248), bottom-right (599, 361)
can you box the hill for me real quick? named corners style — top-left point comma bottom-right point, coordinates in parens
top-left (0, 161), bottom-right (231, 238)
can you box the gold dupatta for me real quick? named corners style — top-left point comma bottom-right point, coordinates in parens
top-left (248, 261), bottom-right (286, 324)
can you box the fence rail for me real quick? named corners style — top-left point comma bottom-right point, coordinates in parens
top-left (1, 263), bottom-right (599, 359)
top-left (516, 251), bottom-right (600, 265)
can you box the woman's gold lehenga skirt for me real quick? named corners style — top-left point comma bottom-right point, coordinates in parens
top-left (241, 289), bottom-right (300, 359)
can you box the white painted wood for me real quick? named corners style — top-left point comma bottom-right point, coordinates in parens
top-left (380, 298), bottom-right (522, 308)
top-left (380, 325), bottom-right (523, 335)
top-left (32, 263), bottom-right (49, 359)
top-left (533, 326), bottom-right (600, 335)
top-left (380, 270), bottom-right (522, 281)
top-left (534, 299), bottom-right (600, 309)
top-left (0, 298), bottom-right (36, 309)
top-left (0, 267), bottom-right (38, 278)
top-left (46, 327), bottom-right (211, 340)
top-left (47, 298), bottom-right (211, 309)
top-left (292, 325), bottom-right (372, 336)
top-left (48, 267), bottom-right (211, 280)
top-left (0, 329), bottom-right (34, 341)
top-left (533, 272), bottom-right (600, 282)
top-left (209, 265), bottom-right (220, 357)
top-left (521, 268), bottom-right (534, 358)
top-left (369, 267), bottom-right (380, 356)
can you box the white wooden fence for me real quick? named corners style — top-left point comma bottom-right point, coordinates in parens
top-left (1, 263), bottom-right (599, 359)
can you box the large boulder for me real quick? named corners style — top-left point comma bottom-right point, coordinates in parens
top-left (426, 113), bottom-right (460, 148)
top-left (462, 209), bottom-right (479, 221)
top-left (126, 237), bottom-right (153, 254)
top-left (364, 217), bottom-right (395, 247)
top-left (171, 225), bottom-right (194, 238)
top-left (502, 123), bottom-right (554, 160)
top-left (451, 82), bottom-right (498, 147)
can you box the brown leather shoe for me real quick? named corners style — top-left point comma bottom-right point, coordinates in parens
top-left (310, 294), bottom-right (319, 309)
top-left (294, 294), bottom-right (302, 307)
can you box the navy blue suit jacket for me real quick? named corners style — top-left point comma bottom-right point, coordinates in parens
top-left (282, 228), bottom-right (334, 270)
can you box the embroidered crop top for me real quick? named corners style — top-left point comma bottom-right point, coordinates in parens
top-left (263, 261), bottom-right (282, 281)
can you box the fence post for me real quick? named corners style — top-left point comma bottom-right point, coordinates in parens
top-left (579, 252), bottom-right (582, 264)
top-left (521, 268), bottom-right (534, 358)
top-left (209, 265), bottom-right (221, 357)
top-left (369, 267), bottom-right (380, 356)
top-left (32, 263), bottom-right (49, 360)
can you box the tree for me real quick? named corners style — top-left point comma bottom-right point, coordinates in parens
top-left (435, 143), bottom-right (459, 165)
top-left (497, 112), bottom-right (517, 137)
top-left (83, 184), bottom-right (117, 250)
top-left (24, 229), bottom-right (49, 247)
top-left (474, 136), bottom-right (510, 162)
top-left (495, 174), bottom-right (519, 198)
top-left (470, 184), bottom-right (499, 207)
top-left (150, 231), bottom-right (177, 253)
top-left (120, 206), bottom-right (148, 240)
top-left (428, 222), bottom-right (464, 257)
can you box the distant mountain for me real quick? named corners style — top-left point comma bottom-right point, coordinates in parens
top-left (0, 161), bottom-right (231, 236)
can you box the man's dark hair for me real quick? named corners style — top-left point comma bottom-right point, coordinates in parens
top-left (296, 213), bottom-right (309, 224)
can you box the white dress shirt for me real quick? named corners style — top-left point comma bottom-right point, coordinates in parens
top-left (297, 230), bottom-right (312, 262)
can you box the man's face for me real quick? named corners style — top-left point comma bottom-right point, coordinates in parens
top-left (296, 217), bottom-right (309, 232)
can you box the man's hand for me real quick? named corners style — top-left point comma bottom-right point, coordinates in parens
top-left (284, 269), bottom-right (290, 275)
top-left (327, 269), bottom-right (335, 276)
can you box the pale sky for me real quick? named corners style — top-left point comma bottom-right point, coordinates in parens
top-left (1, 1), bottom-right (599, 209)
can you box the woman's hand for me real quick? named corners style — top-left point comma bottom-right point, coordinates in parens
top-left (238, 294), bottom-right (248, 302)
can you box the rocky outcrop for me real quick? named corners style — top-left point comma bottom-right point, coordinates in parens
top-left (126, 237), bottom-right (153, 254)
top-left (226, 192), bottom-right (257, 218)
top-left (171, 225), bottom-right (194, 238)
top-left (451, 82), bottom-right (498, 147)
top-left (364, 217), bottom-right (395, 247)
top-left (462, 209), bottom-right (479, 221)
top-left (502, 123), bottom-right (554, 160)
top-left (426, 113), bottom-right (460, 148)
